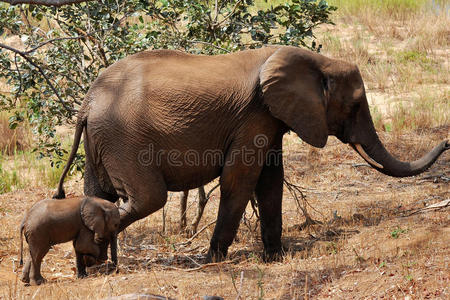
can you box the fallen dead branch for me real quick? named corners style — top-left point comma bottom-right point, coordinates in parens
top-left (283, 179), bottom-right (324, 230)
top-left (400, 199), bottom-right (450, 217)
top-left (175, 220), bottom-right (217, 246)
top-left (154, 258), bottom-right (240, 273)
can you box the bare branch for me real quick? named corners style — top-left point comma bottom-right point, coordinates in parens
top-left (14, 53), bottom-right (23, 101)
top-left (214, 0), bottom-right (218, 23)
top-left (24, 35), bottom-right (90, 54)
top-left (1, 0), bottom-right (94, 6)
top-left (175, 219), bottom-right (217, 246)
top-left (217, 0), bottom-right (242, 26)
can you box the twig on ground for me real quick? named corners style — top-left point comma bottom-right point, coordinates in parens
top-left (237, 271), bottom-right (244, 300)
top-left (400, 199), bottom-right (449, 217)
top-left (283, 179), bottom-right (323, 230)
top-left (351, 163), bottom-right (371, 168)
top-left (181, 254), bottom-right (202, 268)
top-left (304, 273), bottom-right (309, 300)
top-left (175, 220), bottom-right (217, 246)
top-left (155, 258), bottom-right (239, 272)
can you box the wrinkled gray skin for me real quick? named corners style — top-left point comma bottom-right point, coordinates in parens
top-left (20, 196), bottom-right (120, 285)
top-left (54, 46), bottom-right (448, 262)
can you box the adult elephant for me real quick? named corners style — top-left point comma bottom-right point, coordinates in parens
top-left (54, 46), bottom-right (448, 262)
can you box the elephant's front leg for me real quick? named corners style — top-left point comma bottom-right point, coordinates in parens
top-left (75, 251), bottom-right (88, 278)
top-left (207, 157), bottom-right (263, 262)
top-left (188, 186), bottom-right (208, 235)
top-left (207, 191), bottom-right (251, 262)
top-left (74, 234), bottom-right (100, 278)
top-left (110, 234), bottom-right (118, 267)
top-left (255, 148), bottom-right (284, 261)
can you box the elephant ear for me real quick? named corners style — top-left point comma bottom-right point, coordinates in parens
top-left (260, 47), bottom-right (328, 148)
top-left (80, 197), bottom-right (105, 236)
top-left (103, 203), bottom-right (120, 233)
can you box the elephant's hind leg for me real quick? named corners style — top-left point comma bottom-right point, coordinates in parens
top-left (180, 190), bottom-right (189, 230)
top-left (117, 171), bottom-right (168, 232)
top-left (187, 186), bottom-right (208, 235)
top-left (28, 244), bottom-right (49, 285)
top-left (21, 259), bottom-right (31, 284)
top-left (83, 143), bottom-right (119, 203)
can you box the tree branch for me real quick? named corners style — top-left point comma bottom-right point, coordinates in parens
top-left (0, 42), bottom-right (76, 113)
top-left (1, 0), bottom-right (93, 6)
top-left (24, 35), bottom-right (90, 54)
top-left (14, 53), bottom-right (23, 101)
top-left (216, 0), bottom-right (242, 27)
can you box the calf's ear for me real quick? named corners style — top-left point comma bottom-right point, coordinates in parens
top-left (80, 197), bottom-right (105, 238)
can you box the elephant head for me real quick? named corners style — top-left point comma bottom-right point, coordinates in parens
top-left (260, 46), bottom-right (448, 176)
top-left (81, 197), bottom-right (120, 244)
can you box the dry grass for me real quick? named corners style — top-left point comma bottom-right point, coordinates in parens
top-left (318, 0), bottom-right (449, 133)
top-left (0, 129), bottom-right (448, 299)
top-left (0, 112), bottom-right (31, 155)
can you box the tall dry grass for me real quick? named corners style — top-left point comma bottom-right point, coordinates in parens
top-left (319, 0), bottom-right (449, 133)
top-left (0, 112), bottom-right (31, 155)
top-left (327, 0), bottom-right (447, 19)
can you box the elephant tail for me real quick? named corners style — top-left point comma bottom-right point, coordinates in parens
top-left (19, 218), bottom-right (25, 266)
top-left (53, 111), bottom-right (87, 199)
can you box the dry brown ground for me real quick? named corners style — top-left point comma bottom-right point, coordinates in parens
top-left (1, 127), bottom-right (449, 299)
top-left (1, 5), bottom-right (449, 299)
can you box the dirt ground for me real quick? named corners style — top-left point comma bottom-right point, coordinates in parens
top-left (1, 127), bottom-right (448, 299)
top-left (1, 3), bottom-right (449, 299)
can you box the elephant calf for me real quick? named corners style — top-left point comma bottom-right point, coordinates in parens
top-left (19, 196), bottom-right (120, 285)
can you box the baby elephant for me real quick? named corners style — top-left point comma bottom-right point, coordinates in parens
top-left (19, 196), bottom-right (120, 285)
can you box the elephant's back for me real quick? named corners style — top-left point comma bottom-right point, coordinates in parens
top-left (23, 198), bottom-right (82, 244)
top-left (85, 48), bottom-right (274, 148)
top-left (83, 48), bottom-right (277, 190)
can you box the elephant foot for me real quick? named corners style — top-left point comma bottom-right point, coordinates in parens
top-left (262, 247), bottom-right (284, 263)
top-left (182, 225), bottom-right (198, 238)
top-left (83, 255), bottom-right (97, 267)
top-left (31, 276), bottom-right (46, 286)
top-left (206, 248), bottom-right (227, 263)
top-left (77, 271), bottom-right (88, 279)
top-left (20, 274), bottom-right (30, 284)
top-left (179, 221), bottom-right (187, 231)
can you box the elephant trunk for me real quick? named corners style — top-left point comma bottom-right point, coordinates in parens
top-left (351, 139), bottom-right (448, 177)
top-left (94, 232), bottom-right (104, 244)
top-left (349, 99), bottom-right (449, 177)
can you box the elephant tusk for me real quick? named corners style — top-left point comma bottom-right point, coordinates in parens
top-left (354, 144), bottom-right (384, 169)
